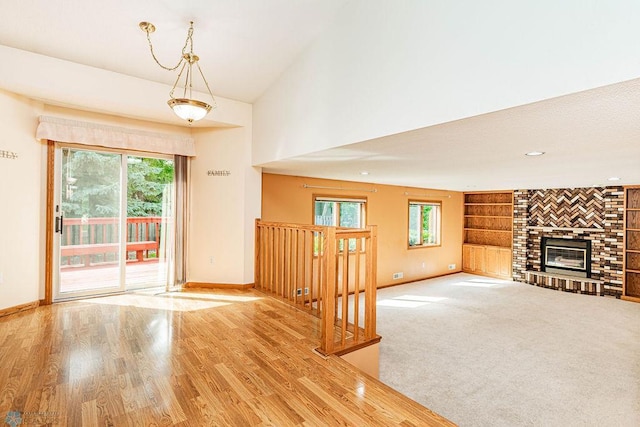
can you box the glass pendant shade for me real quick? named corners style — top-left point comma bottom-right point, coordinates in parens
top-left (141, 21), bottom-right (217, 124)
top-left (168, 98), bottom-right (212, 123)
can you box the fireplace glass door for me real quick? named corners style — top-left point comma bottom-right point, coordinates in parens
top-left (545, 246), bottom-right (586, 271)
top-left (541, 237), bottom-right (591, 278)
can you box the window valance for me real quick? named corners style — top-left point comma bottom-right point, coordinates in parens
top-left (36, 116), bottom-right (196, 156)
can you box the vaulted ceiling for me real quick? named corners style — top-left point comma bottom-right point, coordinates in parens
top-left (0, 0), bottom-right (348, 103)
top-left (2, 1), bottom-right (640, 191)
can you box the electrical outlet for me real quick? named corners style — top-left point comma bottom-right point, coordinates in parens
top-left (209, 256), bottom-right (214, 265)
top-left (295, 288), bottom-right (309, 296)
top-left (295, 288), bottom-right (310, 296)
top-left (0, 272), bottom-right (3, 285)
top-left (392, 272), bottom-right (403, 280)
top-left (448, 263), bottom-right (456, 270)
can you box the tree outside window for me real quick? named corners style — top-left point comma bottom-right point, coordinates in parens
top-left (409, 201), bottom-right (441, 247)
top-left (314, 200), bottom-right (364, 228)
top-left (314, 197), bottom-right (366, 252)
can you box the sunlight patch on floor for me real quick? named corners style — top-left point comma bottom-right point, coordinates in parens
top-left (393, 295), bottom-right (447, 303)
top-left (377, 299), bottom-right (429, 308)
top-left (82, 294), bottom-right (231, 311)
top-left (451, 278), bottom-right (505, 288)
top-left (162, 292), bottom-right (262, 303)
top-left (377, 293), bottom-right (448, 308)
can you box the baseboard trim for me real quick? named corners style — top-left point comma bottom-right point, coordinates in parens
top-left (377, 270), bottom-right (462, 290)
top-left (184, 282), bottom-right (255, 290)
top-left (621, 295), bottom-right (640, 303)
top-left (0, 300), bottom-right (40, 318)
top-left (461, 269), bottom-right (512, 281)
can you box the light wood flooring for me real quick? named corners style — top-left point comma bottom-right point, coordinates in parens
top-left (0, 288), bottom-right (453, 426)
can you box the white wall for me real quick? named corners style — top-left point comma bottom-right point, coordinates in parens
top-left (0, 86), bottom-right (258, 311)
top-left (253, 0), bottom-right (640, 164)
top-left (189, 122), bottom-right (262, 285)
top-left (0, 45), bottom-right (250, 129)
top-left (0, 90), bottom-right (44, 310)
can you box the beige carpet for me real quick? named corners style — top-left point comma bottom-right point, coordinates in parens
top-left (376, 273), bottom-right (640, 427)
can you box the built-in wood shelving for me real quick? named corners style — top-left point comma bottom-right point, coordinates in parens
top-left (623, 186), bottom-right (640, 302)
top-left (463, 191), bottom-right (514, 279)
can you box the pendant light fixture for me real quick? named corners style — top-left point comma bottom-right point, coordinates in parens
top-left (139, 21), bottom-right (217, 123)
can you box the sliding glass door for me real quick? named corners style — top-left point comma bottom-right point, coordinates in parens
top-left (125, 156), bottom-right (175, 290)
top-left (53, 145), bottom-right (175, 300)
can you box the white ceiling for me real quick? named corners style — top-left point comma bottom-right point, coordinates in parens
top-left (1, 1), bottom-right (640, 191)
top-left (260, 78), bottom-right (640, 191)
top-left (0, 0), bottom-right (348, 103)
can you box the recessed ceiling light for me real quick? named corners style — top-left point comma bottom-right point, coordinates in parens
top-left (360, 171), bottom-right (369, 175)
top-left (608, 177), bottom-right (621, 181)
top-left (525, 151), bottom-right (545, 156)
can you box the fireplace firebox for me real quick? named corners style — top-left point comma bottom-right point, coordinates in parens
top-left (541, 237), bottom-right (591, 278)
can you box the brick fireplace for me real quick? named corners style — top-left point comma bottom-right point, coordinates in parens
top-left (541, 237), bottom-right (591, 277)
top-left (512, 187), bottom-right (624, 297)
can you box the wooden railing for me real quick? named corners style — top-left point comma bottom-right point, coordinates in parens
top-left (255, 220), bottom-right (379, 356)
top-left (60, 216), bottom-right (163, 268)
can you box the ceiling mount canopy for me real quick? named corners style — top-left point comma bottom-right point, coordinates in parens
top-left (139, 20), bottom-right (217, 124)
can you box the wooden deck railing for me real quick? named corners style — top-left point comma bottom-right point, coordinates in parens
top-left (60, 216), bottom-right (163, 268)
top-left (255, 220), bottom-right (379, 356)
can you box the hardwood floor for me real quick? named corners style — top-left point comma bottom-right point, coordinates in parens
top-left (0, 288), bottom-right (453, 426)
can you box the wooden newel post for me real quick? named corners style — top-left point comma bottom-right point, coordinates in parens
top-left (365, 225), bottom-right (378, 340)
top-left (321, 226), bottom-right (337, 354)
top-left (255, 219), bottom-right (261, 289)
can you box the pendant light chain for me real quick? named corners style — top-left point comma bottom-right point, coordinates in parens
top-left (140, 20), bottom-right (216, 122)
top-left (144, 22), bottom-right (193, 71)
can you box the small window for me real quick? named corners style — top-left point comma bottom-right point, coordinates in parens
top-left (408, 201), bottom-right (441, 247)
top-left (314, 197), bottom-right (366, 228)
top-left (314, 197), bottom-right (366, 253)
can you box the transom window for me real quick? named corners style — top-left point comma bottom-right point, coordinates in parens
top-left (408, 201), bottom-right (441, 247)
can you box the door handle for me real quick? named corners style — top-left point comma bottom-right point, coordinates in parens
top-left (55, 214), bottom-right (64, 235)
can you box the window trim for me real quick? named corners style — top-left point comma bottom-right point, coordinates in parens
top-left (408, 200), bottom-right (442, 249)
top-left (312, 194), bottom-right (367, 228)
top-left (312, 195), bottom-right (368, 254)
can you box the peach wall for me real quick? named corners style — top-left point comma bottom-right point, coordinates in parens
top-left (261, 173), bottom-right (463, 287)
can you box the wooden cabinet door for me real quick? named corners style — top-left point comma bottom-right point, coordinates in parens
top-left (485, 246), bottom-right (511, 278)
top-left (485, 246), bottom-right (499, 276)
top-left (463, 244), bottom-right (509, 278)
top-left (462, 245), bottom-right (472, 271)
top-left (498, 248), bottom-right (512, 278)
top-left (471, 245), bottom-right (485, 272)
top-left (463, 244), bottom-right (485, 272)
top-left (466, 245), bottom-right (511, 278)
